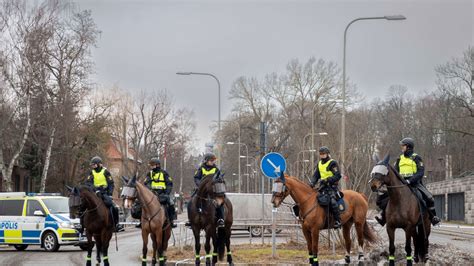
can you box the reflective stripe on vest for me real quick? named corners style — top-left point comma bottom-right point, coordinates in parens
top-left (201, 167), bottom-right (217, 176)
top-left (399, 154), bottom-right (417, 178)
top-left (318, 159), bottom-right (334, 180)
top-left (151, 171), bottom-right (166, 190)
top-left (92, 168), bottom-right (108, 188)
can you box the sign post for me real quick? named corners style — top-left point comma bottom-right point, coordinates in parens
top-left (260, 152), bottom-right (287, 259)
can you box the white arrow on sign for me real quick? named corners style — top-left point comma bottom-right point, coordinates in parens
top-left (266, 158), bottom-right (281, 174)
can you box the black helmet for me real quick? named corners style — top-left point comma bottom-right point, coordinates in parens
top-left (90, 156), bottom-right (102, 165)
top-left (319, 146), bottom-right (330, 154)
top-left (203, 152), bottom-right (217, 162)
top-left (400, 138), bottom-right (415, 149)
top-left (149, 157), bottom-right (161, 165)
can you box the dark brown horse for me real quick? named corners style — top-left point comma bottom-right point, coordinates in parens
top-left (369, 155), bottom-right (430, 265)
top-left (121, 176), bottom-right (171, 266)
top-left (187, 174), bottom-right (233, 266)
top-left (68, 185), bottom-right (114, 266)
top-left (271, 174), bottom-right (376, 266)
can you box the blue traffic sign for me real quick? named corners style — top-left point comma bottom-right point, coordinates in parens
top-left (260, 152), bottom-right (287, 179)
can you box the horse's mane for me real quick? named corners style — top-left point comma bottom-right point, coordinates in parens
top-left (197, 175), bottom-right (214, 195)
top-left (285, 175), bottom-right (314, 193)
top-left (388, 164), bottom-right (407, 185)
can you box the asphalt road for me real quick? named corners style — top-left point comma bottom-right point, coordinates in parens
top-left (0, 223), bottom-right (472, 265)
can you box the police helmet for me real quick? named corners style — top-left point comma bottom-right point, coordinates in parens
top-left (319, 146), bottom-right (330, 154)
top-left (90, 156), bottom-right (102, 165)
top-left (399, 138), bottom-right (415, 149)
top-left (149, 157), bottom-right (161, 165)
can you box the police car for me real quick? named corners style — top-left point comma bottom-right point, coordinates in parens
top-left (0, 192), bottom-right (87, 251)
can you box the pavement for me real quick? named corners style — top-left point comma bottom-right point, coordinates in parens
top-left (0, 218), bottom-right (473, 265)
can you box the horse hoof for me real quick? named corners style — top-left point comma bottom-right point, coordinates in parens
top-left (345, 255), bottom-right (350, 263)
top-left (142, 262), bottom-right (147, 266)
top-left (389, 261), bottom-right (395, 266)
top-left (407, 259), bottom-right (413, 266)
top-left (104, 261), bottom-right (110, 266)
top-left (311, 262), bottom-right (319, 266)
top-left (414, 257), bottom-right (419, 263)
top-left (86, 262), bottom-right (91, 266)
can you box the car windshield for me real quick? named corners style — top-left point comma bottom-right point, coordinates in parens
top-left (42, 198), bottom-right (70, 214)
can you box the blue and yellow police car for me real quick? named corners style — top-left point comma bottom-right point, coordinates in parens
top-left (0, 192), bottom-right (87, 252)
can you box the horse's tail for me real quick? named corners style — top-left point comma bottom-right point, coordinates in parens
top-left (363, 221), bottom-right (377, 244)
top-left (216, 227), bottom-right (226, 261)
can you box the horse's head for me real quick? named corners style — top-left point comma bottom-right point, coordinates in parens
top-left (66, 185), bottom-right (82, 219)
top-left (271, 173), bottom-right (290, 208)
top-left (369, 154), bottom-right (391, 192)
top-left (120, 176), bottom-right (138, 209)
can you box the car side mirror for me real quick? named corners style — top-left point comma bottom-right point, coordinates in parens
top-left (33, 210), bottom-right (45, 217)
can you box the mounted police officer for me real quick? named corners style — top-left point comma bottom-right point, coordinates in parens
top-left (144, 157), bottom-right (177, 228)
top-left (375, 138), bottom-right (441, 226)
top-left (84, 156), bottom-right (120, 231)
top-left (309, 146), bottom-right (342, 229)
top-left (191, 152), bottom-right (225, 227)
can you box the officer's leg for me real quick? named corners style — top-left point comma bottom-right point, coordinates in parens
top-left (216, 204), bottom-right (224, 227)
top-left (418, 184), bottom-right (440, 225)
top-left (375, 191), bottom-right (389, 226)
top-left (330, 192), bottom-right (341, 229)
top-left (168, 203), bottom-right (177, 228)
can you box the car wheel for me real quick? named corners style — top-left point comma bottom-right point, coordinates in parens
top-left (42, 231), bottom-right (60, 252)
top-left (250, 226), bottom-right (263, 237)
top-left (13, 244), bottom-right (28, 251)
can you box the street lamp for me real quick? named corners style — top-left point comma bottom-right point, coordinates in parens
top-left (340, 15), bottom-right (406, 189)
top-left (177, 71), bottom-right (222, 167)
top-left (226, 141), bottom-right (249, 193)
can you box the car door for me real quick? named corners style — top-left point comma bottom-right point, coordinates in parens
top-left (23, 199), bottom-right (46, 244)
top-left (0, 199), bottom-right (25, 244)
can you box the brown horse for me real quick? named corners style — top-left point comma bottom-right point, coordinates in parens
top-left (122, 176), bottom-right (171, 266)
top-left (271, 174), bottom-right (376, 265)
top-left (369, 155), bottom-right (430, 265)
top-left (68, 185), bottom-right (114, 266)
top-left (187, 174), bottom-right (233, 266)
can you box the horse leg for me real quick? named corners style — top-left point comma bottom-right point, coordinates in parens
top-left (142, 231), bottom-right (149, 266)
top-left (102, 232), bottom-right (112, 266)
top-left (387, 226), bottom-right (396, 266)
top-left (342, 221), bottom-right (353, 263)
top-left (311, 229), bottom-right (320, 266)
top-left (354, 221), bottom-right (365, 262)
top-left (225, 227), bottom-right (233, 266)
top-left (211, 233), bottom-right (218, 265)
top-left (424, 218), bottom-right (431, 262)
top-left (405, 227), bottom-right (413, 266)
top-left (151, 233), bottom-right (158, 266)
top-left (94, 234), bottom-right (102, 265)
top-left (155, 231), bottom-right (165, 266)
top-left (86, 233), bottom-right (93, 266)
top-left (302, 228), bottom-right (313, 264)
top-left (193, 228), bottom-right (201, 265)
top-left (204, 232), bottom-right (212, 266)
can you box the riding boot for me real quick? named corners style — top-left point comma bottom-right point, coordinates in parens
top-left (168, 205), bottom-right (177, 228)
top-left (216, 205), bottom-right (225, 227)
top-left (79, 214), bottom-right (85, 234)
top-left (428, 207), bottom-right (441, 225)
top-left (331, 198), bottom-right (341, 229)
top-left (375, 209), bottom-right (386, 226)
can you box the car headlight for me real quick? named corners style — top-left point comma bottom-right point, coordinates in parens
top-left (60, 222), bottom-right (74, 229)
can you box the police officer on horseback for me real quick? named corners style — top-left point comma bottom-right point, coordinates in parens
top-left (144, 157), bottom-right (177, 228)
top-left (192, 152), bottom-right (225, 227)
top-left (84, 156), bottom-right (120, 231)
top-left (375, 138), bottom-right (441, 226)
top-left (309, 146), bottom-right (342, 229)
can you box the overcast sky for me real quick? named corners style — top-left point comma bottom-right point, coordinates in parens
top-left (77, 0), bottom-right (473, 152)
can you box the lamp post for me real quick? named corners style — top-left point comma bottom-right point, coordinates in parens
top-left (226, 141), bottom-right (249, 193)
top-left (177, 71), bottom-right (222, 167)
top-left (340, 15), bottom-right (406, 189)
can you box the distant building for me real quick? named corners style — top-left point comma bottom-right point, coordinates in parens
top-left (0, 165), bottom-right (31, 192)
top-left (104, 138), bottom-right (141, 198)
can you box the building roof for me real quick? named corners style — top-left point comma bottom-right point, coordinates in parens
top-left (106, 138), bottom-right (142, 163)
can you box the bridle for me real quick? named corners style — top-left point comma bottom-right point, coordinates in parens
top-left (369, 164), bottom-right (407, 190)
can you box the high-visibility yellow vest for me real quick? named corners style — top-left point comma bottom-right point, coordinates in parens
top-left (201, 166), bottom-right (217, 176)
top-left (318, 159), bottom-right (334, 180)
top-left (399, 154), bottom-right (418, 178)
top-left (92, 168), bottom-right (108, 188)
top-left (150, 171), bottom-right (166, 190)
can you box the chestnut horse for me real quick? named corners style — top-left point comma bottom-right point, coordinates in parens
top-left (68, 185), bottom-right (114, 266)
top-left (271, 174), bottom-right (376, 265)
top-left (122, 176), bottom-right (171, 266)
top-left (369, 155), bottom-right (430, 265)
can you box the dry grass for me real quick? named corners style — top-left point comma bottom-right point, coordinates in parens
top-left (162, 242), bottom-right (345, 264)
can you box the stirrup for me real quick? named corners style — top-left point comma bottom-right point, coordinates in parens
top-left (431, 216), bottom-right (441, 226)
top-left (333, 220), bottom-right (342, 229)
top-left (217, 219), bottom-right (225, 227)
top-left (185, 221), bottom-right (191, 227)
top-left (375, 216), bottom-right (386, 226)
